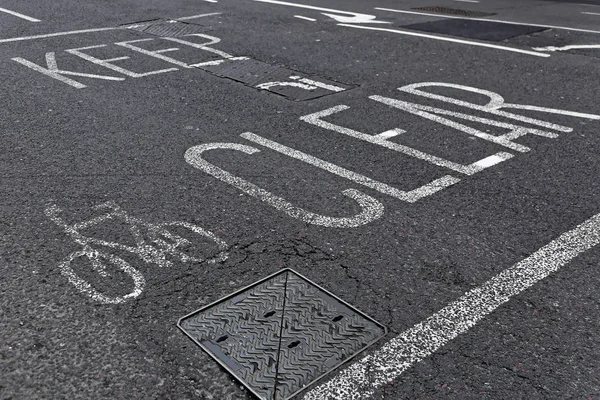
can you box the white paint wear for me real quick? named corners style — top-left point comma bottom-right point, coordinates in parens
top-left (305, 212), bottom-right (600, 399)
top-left (533, 44), bottom-right (600, 52)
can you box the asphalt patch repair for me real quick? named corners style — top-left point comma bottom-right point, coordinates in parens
top-left (178, 269), bottom-right (386, 400)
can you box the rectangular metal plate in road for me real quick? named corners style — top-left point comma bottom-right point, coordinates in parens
top-left (195, 58), bottom-right (354, 101)
top-left (404, 19), bottom-right (547, 42)
top-left (121, 19), bottom-right (208, 37)
top-left (178, 269), bottom-right (386, 400)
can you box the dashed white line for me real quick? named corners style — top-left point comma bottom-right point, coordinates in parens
top-left (453, 0), bottom-right (480, 3)
top-left (375, 7), bottom-right (600, 34)
top-left (0, 7), bottom-right (40, 22)
top-left (337, 23), bottom-right (550, 58)
top-left (294, 15), bottom-right (317, 22)
top-left (581, 11), bottom-right (600, 16)
top-left (305, 212), bottom-right (600, 399)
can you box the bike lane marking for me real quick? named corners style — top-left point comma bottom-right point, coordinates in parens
top-left (0, 7), bottom-right (40, 22)
top-left (304, 212), bottom-right (600, 399)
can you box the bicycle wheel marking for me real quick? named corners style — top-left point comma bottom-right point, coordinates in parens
top-left (46, 201), bottom-right (229, 304)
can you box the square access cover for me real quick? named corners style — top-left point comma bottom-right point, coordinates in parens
top-left (178, 269), bottom-right (386, 400)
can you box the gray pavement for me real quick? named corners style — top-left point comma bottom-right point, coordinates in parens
top-left (1, 0), bottom-right (600, 399)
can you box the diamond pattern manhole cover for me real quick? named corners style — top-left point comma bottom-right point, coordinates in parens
top-left (179, 269), bottom-right (386, 400)
top-left (121, 19), bottom-right (208, 37)
top-left (412, 6), bottom-right (496, 18)
top-left (403, 19), bottom-right (547, 41)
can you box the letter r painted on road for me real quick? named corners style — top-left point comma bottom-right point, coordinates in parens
top-left (184, 143), bottom-right (384, 228)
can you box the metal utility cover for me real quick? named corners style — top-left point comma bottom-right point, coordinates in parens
top-left (121, 19), bottom-right (208, 37)
top-left (403, 19), bottom-right (547, 42)
top-left (178, 269), bottom-right (386, 400)
top-left (411, 6), bottom-right (496, 18)
top-left (195, 58), bottom-right (353, 101)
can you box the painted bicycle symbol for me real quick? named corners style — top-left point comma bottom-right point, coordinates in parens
top-left (45, 201), bottom-right (228, 304)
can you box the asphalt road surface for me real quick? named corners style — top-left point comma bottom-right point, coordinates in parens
top-left (2, 0), bottom-right (600, 399)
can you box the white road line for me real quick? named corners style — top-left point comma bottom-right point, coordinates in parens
top-left (337, 23), bottom-right (550, 58)
top-left (254, 0), bottom-right (389, 24)
top-left (375, 7), bottom-right (600, 34)
top-left (375, 128), bottom-right (405, 140)
top-left (0, 7), bottom-right (40, 22)
top-left (533, 44), bottom-right (600, 52)
top-left (294, 15), bottom-right (317, 22)
top-left (305, 212), bottom-right (600, 400)
top-left (0, 27), bottom-right (118, 44)
top-left (0, 13), bottom-right (221, 44)
top-left (453, 0), bottom-right (479, 3)
top-left (177, 12), bottom-right (222, 20)
top-left (204, 0), bottom-right (218, 3)
top-left (582, 11), bottom-right (600, 16)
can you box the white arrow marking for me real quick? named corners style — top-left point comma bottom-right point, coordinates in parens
top-left (253, 0), bottom-right (390, 24)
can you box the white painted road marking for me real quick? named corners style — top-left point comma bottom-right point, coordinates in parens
top-left (185, 142), bottom-right (385, 228)
top-left (534, 44), bottom-right (600, 52)
top-left (12, 53), bottom-right (125, 89)
top-left (305, 212), bottom-right (600, 399)
top-left (253, 0), bottom-right (390, 24)
top-left (337, 24), bottom-right (551, 58)
top-left (454, 0), bottom-right (479, 2)
top-left (294, 15), bottom-right (316, 22)
top-left (582, 11), bottom-right (600, 16)
top-left (0, 13), bottom-right (221, 44)
top-left (0, 7), bottom-right (40, 22)
top-left (240, 132), bottom-right (458, 203)
top-left (375, 7), bottom-right (600, 35)
top-left (301, 105), bottom-right (513, 175)
top-left (47, 202), bottom-right (228, 304)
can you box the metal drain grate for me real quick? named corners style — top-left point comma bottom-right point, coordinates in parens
top-left (178, 269), bottom-right (386, 400)
top-left (412, 6), bottom-right (496, 18)
top-left (121, 19), bottom-right (208, 37)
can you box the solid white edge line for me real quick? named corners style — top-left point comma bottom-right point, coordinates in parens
top-left (375, 7), bottom-right (600, 34)
top-left (304, 212), bottom-right (600, 400)
top-left (337, 23), bottom-right (551, 57)
top-left (0, 13), bottom-right (222, 44)
top-left (294, 15), bottom-right (317, 22)
top-left (0, 7), bottom-right (41, 22)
